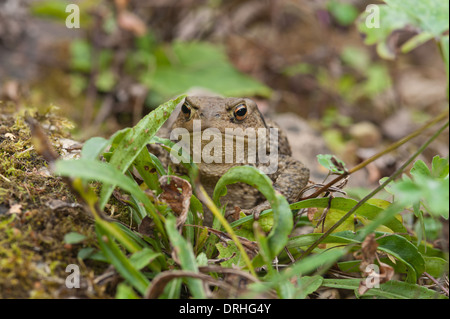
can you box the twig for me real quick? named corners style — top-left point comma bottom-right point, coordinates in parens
top-left (298, 119), bottom-right (449, 260)
top-left (301, 109), bottom-right (449, 200)
top-left (423, 272), bottom-right (449, 296)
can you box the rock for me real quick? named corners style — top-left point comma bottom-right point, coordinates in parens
top-left (272, 113), bottom-right (330, 182)
top-left (349, 121), bottom-right (381, 148)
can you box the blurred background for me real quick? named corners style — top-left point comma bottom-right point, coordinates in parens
top-left (0, 0), bottom-right (448, 191)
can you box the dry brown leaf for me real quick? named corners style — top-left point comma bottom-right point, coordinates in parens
top-left (359, 262), bottom-right (394, 295)
top-left (158, 175), bottom-right (192, 229)
top-left (359, 233), bottom-right (379, 271)
top-left (117, 11), bottom-right (147, 36)
top-left (306, 207), bottom-right (318, 222)
top-left (138, 216), bottom-right (155, 237)
top-left (8, 204), bottom-right (22, 215)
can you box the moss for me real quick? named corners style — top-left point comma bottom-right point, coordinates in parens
top-left (0, 103), bottom-right (114, 298)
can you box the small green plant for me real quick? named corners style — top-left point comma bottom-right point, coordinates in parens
top-left (52, 91), bottom-right (448, 298)
top-left (48, 0), bottom-right (449, 299)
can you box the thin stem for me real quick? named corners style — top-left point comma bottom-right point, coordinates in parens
top-left (299, 120), bottom-right (449, 260)
top-left (302, 109), bottom-right (449, 200)
top-left (196, 185), bottom-right (257, 278)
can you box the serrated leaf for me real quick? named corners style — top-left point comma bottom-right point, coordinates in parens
top-left (317, 154), bottom-right (347, 174)
top-left (431, 155), bottom-right (449, 179)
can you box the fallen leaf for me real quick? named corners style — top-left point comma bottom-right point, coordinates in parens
top-left (8, 204), bottom-right (22, 215)
top-left (118, 11), bottom-right (147, 36)
top-left (158, 175), bottom-right (192, 229)
top-left (359, 233), bottom-right (379, 271)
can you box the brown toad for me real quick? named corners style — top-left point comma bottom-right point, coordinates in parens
top-left (165, 96), bottom-right (309, 223)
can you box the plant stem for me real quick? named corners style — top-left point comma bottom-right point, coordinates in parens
top-left (302, 109), bottom-right (449, 200)
top-left (299, 119), bottom-right (449, 260)
top-left (196, 185), bottom-right (258, 277)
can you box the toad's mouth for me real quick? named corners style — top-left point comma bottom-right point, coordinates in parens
top-left (167, 128), bottom-right (280, 175)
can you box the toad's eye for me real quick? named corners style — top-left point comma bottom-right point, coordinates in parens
top-left (181, 102), bottom-right (192, 119)
top-left (233, 104), bottom-right (247, 121)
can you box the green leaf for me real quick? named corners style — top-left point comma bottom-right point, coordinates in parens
top-left (410, 159), bottom-right (431, 178)
top-left (115, 283), bottom-right (141, 299)
top-left (165, 214), bottom-right (205, 298)
top-left (322, 278), bottom-right (447, 299)
top-left (233, 197), bottom-right (407, 236)
top-left (295, 275), bottom-right (324, 299)
top-left (70, 40), bottom-right (92, 72)
top-left (375, 234), bottom-right (425, 282)
top-left (140, 42), bottom-right (271, 103)
top-left (213, 166), bottom-right (293, 260)
top-left (99, 95), bottom-right (185, 209)
top-left (96, 224), bottom-right (149, 295)
top-left (383, 0), bottom-right (449, 37)
top-left (431, 155), bottom-right (449, 179)
top-left (129, 248), bottom-right (161, 270)
top-left (64, 232), bottom-right (87, 244)
top-left (327, 0), bottom-right (359, 26)
top-left (358, 0), bottom-right (449, 60)
top-left (54, 158), bottom-right (165, 237)
top-left (81, 136), bottom-right (110, 160)
top-left (316, 154), bottom-right (347, 174)
top-left (424, 256), bottom-right (449, 278)
top-left (133, 148), bottom-right (162, 193)
top-left (95, 69), bottom-right (117, 92)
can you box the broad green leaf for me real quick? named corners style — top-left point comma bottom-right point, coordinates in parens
top-left (383, 0), bottom-right (449, 37)
top-left (140, 41), bottom-right (271, 103)
top-left (410, 159), bottom-right (431, 178)
top-left (81, 136), bottom-right (110, 160)
top-left (423, 256), bottom-right (449, 278)
top-left (287, 231), bottom-right (425, 282)
top-left (232, 197), bottom-right (407, 236)
top-left (133, 148), bottom-right (162, 193)
top-left (99, 95), bottom-right (185, 209)
top-left (431, 155), bottom-right (449, 179)
top-left (213, 166), bottom-right (292, 260)
top-left (358, 0), bottom-right (449, 60)
top-left (375, 234), bottom-right (425, 282)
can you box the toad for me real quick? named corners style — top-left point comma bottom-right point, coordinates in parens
top-left (164, 96), bottom-right (310, 223)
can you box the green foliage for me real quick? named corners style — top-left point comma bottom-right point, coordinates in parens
top-left (357, 0), bottom-right (449, 87)
top-left (139, 41), bottom-right (272, 103)
top-left (390, 156), bottom-right (449, 219)
top-left (49, 0), bottom-right (448, 300)
top-left (69, 35), bottom-right (271, 106)
top-left (326, 0), bottom-right (359, 26)
top-left (54, 108), bottom-right (448, 299)
top-left (317, 154), bottom-right (347, 174)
